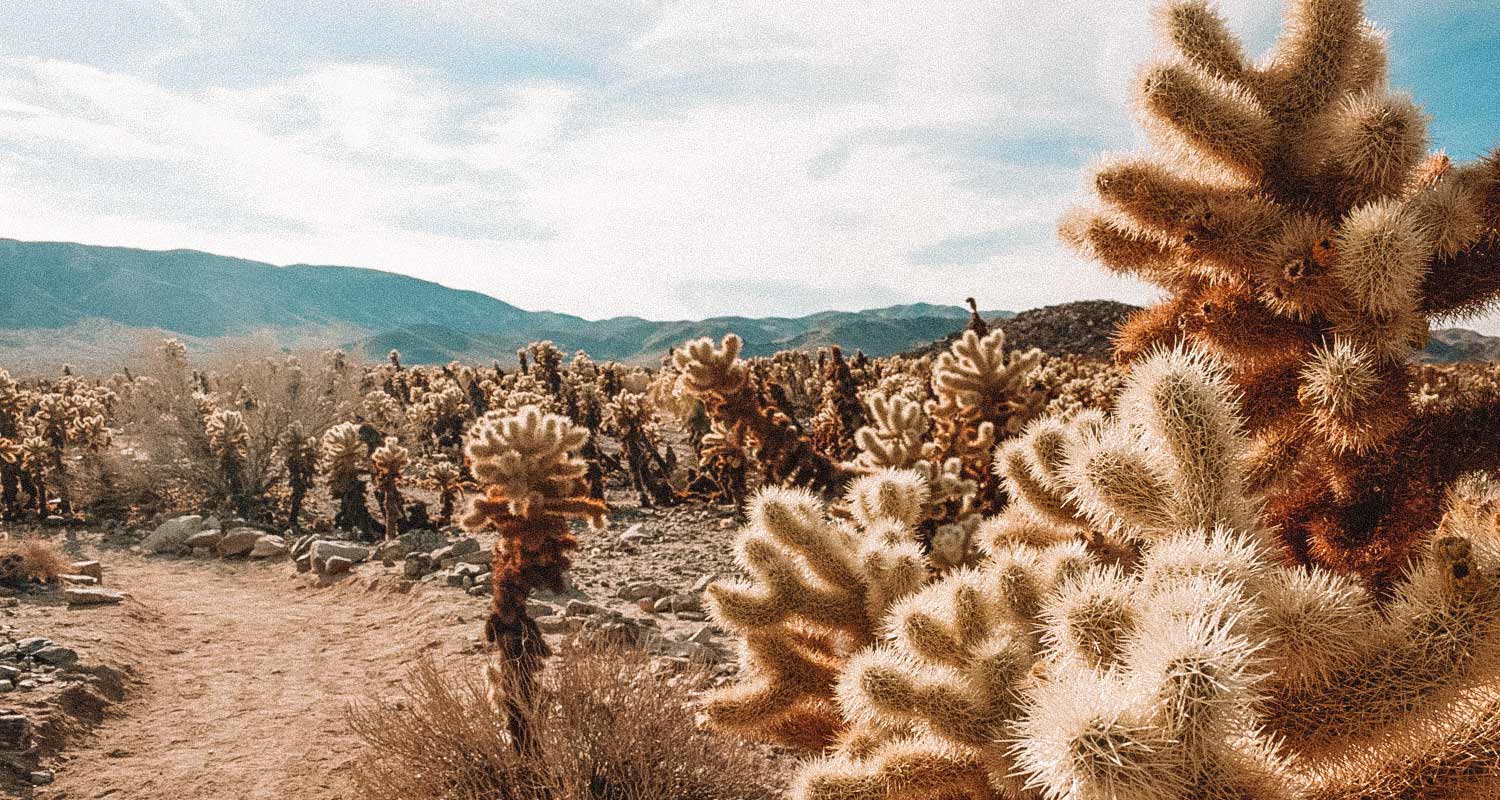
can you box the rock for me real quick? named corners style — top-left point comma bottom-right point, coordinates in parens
top-left (444, 572), bottom-right (467, 588)
top-left (653, 593), bottom-right (703, 614)
top-left (290, 534), bottom-right (318, 561)
top-left (32, 646), bottom-right (77, 667)
top-left (0, 666), bottom-right (19, 680)
top-left (674, 611), bottom-right (708, 622)
top-left (453, 563), bottom-right (485, 578)
top-left (202, 516), bottom-right (221, 531)
top-left (376, 541), bottom-right (407, 562)
top-left (216, 528), bottom-right (264, 557)
top-left (0, 714), bottom-right (29, 751)
top-left (637, 597), bottom-right (656, 613)
top-left (70, 561), bottom-right (104, 583)
top-left (685, 625), bottom-right (718, 644)
top-left (534, 615), bottom-right (575, 634)
top-left (323, 556), bottom-right (354, 576)
top-left (59, 574), bottom-right (98, 586)
top-left (690, 574), bottom-right (716, 593)
top-left (468, 585), bottom-right (489, 597)
top-left (248, 534), bottom-right (288, 559)
top-left (617, 581), bottom-right (667, 602)
top-left (142, 515), bottom-right (203, 553)
top-left (397, 529), bottom-right (447, 554)
top-left (0, 645), bottom-right (15, 660)
top-left (0, 681), bottom-right (12, 693)
top-left (402, 554), bottom-right (432, 579)
top-left (310, 541), bottom-right (370, 573)
top-left (294, 555), bottom-right (312, 573)
top-left (620, 523), bottom-right (648, 545)
top-left (65, 588), bottom-right (127, 606)
top-left (29, 770), bottom-right (53, 786)
top-left (526, 600), bottom-right (558, 619)
top-left (717, 518), bottom-right (734, 530)
top-left (564, 600), bottom-right (604, 618)
top-left (16, 638), bottom-right (49, 655)
top-left (455, 550), bottom-right (491, 567)
top-left (184, 529), bottom-right (226, 551)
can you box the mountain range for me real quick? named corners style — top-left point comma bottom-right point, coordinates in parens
top-left (2, 238), bottom-right (1497, 370)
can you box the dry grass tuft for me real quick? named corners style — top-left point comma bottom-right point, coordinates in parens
top-left (347, 638), bottom-right (779, 800)
top-left (0, 536), bottom-right (70, 585)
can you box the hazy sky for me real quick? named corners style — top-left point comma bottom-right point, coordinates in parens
top-left (2, 2), bottom-right (1498, 328)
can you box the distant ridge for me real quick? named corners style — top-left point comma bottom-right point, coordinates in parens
top-left (2, 238), bottom-right (1494, 369)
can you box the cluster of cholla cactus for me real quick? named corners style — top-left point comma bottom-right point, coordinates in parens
top-left (278, 422), bottom-right (319, 531)
top-left (460, 406), bottom-right (607, 750)
top-left (674, 335), bottom-right (853, 494)
top-left (0, 366), bottom-right (118, 519)
top-left (1061, 0), bottom-right (1500, 590)
top-left (705, 343), bottom-right (1500, 799)
top-left (205, 408), bottom-right (251, 518)
top-left (321, 422), bottom-right (379, 537)
top-left (371, 436), bottom-right (410, 542)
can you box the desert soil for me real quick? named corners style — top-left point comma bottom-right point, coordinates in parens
top-left (13, 496), bottom-right (743, 800)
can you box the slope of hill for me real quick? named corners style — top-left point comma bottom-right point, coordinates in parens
top-left (0, 239), bottom-right (1009, 365)
top-left (1423, 328), bottom-right (1500, 363)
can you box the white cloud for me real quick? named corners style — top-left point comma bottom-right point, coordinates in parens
top-left (1, 0), bottom-right (1494, 335)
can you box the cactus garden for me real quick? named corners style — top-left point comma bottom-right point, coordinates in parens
top-left (1, 0), bottom-right (1498, 798)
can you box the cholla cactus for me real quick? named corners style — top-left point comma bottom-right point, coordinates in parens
top-left (1062, 0), bottom-right (1500, 588)
top-left (279, 422), bottom-right (318, 531)
top-left (461, 406), bottom-right (607, 751)
top-left (321, 421), bottom-right (378, 538)
top-left (205, 408), bottom-right (251, 518)
top-left (675, 334), bottom-right (850, 493)
top-left (810, 346), bottom-right (867, 462)
top-left (371, 436), bottom-right (409, 543)
top-left (428, 459), bottom-right (464, 528)
top-left (716, 344), bottom-right (1500, 800)
top-left (602, 391), bottom-right (678, 508)
top-left (699, 470), bottom-right (932, 750)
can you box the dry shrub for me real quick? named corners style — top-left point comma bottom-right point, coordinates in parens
top-left (348, 639), bottom-right (778, 800)
top-left (0, 536), bottom-right (70, 585)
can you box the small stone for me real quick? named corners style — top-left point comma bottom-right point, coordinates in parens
top-left (59, 574), bottom-right (98, 586)
top-left (216, 528), bottom-right (265, 557)
top-left (564, 600), bottom-right (603, 618)
top-left (16, 638), bottom-right (49, 654)
top-left (376, 541), bottom-right (408, 562)
top-left (0, 681), bottom-right (12, 692)
top-left (71, 561), bottom-right (104, 583)
top-left (444, 572), bottom-right (467, 588)
top-left (526, 600), bottom-right (558, 619)
top-left (311, 541), bottom-right (370, 573)
top-left (717, 518), bottom-right (734, 530)
top-left (0, 714), bottom-right (29, 750)
top-left (617, 581), bottom-right (666, 602)
top-left (33, 646), bottom-right (78, 667)
top-left (0, 665), bottom-right (19, 680)
top-left (294, 554), bottom-right (312, 573)
top-left (402, 554), bottom-right (431, 579)
top-left (467, 585), bottom-right (489, 597)
top-left (653, 593), bottom-right (703, 614)
top-left (534, 615), bottom-right (574, 634)
top-left (323, 556), bottom-right (354, 576)
top-left (28, 770), bottom-right (53, 786)
top-left (66, 587), bottom-right (127, 606)
top-left (454, 562), bottom-right (484, 578)
top-left (248, 534), bottom-right (288, 559)
top-left (184, 529), bottom-right (226, 551)
top-left (16, 680), bottom-right (36, 690)
top-left (142, 515), bottom-right (204, 553)
top-left (620, 523), bottom-right (648, 545)
top-left (685, 625), bottom-right (717, 644)
top-left (690, 574), bottom-right (716, 593)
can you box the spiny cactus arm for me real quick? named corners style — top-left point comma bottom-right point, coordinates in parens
top-left (850, 393), bottom-right (928, 471)
top-left (1259, 480), bottom-right (1500, 752)
top-left (793, 736), bottom-right (994, 800)
top-left (699, 629), bottom-right (846, 750)
top-left (1058, 208), bottom-right (1182, 286)
top-left (1138, 62), bottom-right (1274, 183)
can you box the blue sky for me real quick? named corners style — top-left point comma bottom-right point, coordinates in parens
top-left (1, 1), bottom-right (1497, 329)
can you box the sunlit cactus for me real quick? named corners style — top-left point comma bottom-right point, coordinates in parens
top-left (428, 459), bottom-right (464, 528)
top-left (371, 436), bottom-right (409, 543)
top-left (1061, 0), bottom-right (1500, 588)
top-left (712, 342), bottom-right (1500, 800)
top-left (675, 334), bottom-right (850, 493)
top-left (461, 405), bottom-right (607, 751)
top-left (321, 421), bottom-right (378, 538)
top-left (278, 422), bottom-right (318, 532)
top-left (205, 408), bottom-right (251, 518)
top-left (700, 472), bottom-right (931, 750)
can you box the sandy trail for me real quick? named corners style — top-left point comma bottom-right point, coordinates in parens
top-left (38, 554), bottom-right (482, 800)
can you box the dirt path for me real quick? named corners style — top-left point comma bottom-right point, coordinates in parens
top-left (37, 555), bottom-right (484, 800)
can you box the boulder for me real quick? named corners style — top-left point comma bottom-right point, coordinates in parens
top-left (249, 535), bottom-right (288, 559)
top-left (322, 556), bottom-right (354, 576)
top-left (0, 714), bottom-right (30, 751)
top-left (65, 588), bottom-right (127, 606)
top-left (398, 529), bottom-right (447, 554)
top-left (184, 529), bottom-right (226, 552)
top-left (216, 528), bottom-right (264, 557)
top-left (617, 581), bottom-right (667, 602)
top-left (32, 646), bottom-right (78, 668)
top-left (142, 515), bottom-right (203, 553)
top-left (70, 561), bottom-right (104, 583)
top-left (310, 541), bottom-right (370, 573)
top-left (652, 593), bottom-right (703, 614)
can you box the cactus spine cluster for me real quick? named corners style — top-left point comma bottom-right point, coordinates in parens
top-left (1062, 0), bottom-right (1500, 588)
top-left (461, 405), bottom-right (607, 750)
top-left (708, 343), bottom-right (1500, 800)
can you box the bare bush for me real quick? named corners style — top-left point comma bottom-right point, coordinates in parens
top-left (347, 640), bottom-right (777, 800)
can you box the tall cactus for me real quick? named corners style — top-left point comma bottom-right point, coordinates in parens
top-left (1061, 0), bottom-right (1500, 589)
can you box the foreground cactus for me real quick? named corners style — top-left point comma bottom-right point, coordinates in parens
top-left (1062, 0), bottom-right (1500, 588)
top-left (461, 406), bottom-right (607, 751)
top-left (707, 344), bottom-right (1500, 800)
